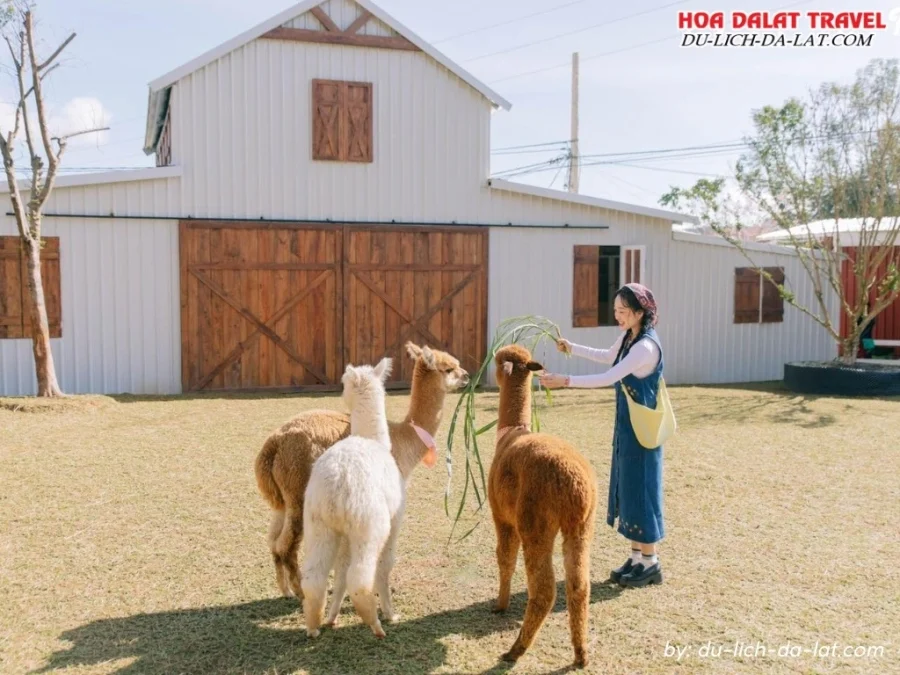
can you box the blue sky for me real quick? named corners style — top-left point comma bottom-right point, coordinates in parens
top-left (5, 0), bottom-right (899, 210)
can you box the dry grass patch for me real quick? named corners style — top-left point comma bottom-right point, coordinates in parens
top-left (0, 385), bottom-right (898, 674)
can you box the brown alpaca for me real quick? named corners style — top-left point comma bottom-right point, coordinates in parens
top-left (488, 344), bottom-right (598, 668)
top-left (254, 342), bottom-right (468, 600)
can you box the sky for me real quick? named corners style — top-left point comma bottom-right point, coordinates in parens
top-left (3, 0), bottom-right (899, 212)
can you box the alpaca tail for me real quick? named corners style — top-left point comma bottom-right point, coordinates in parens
top-left (255, 436), bottom-right (284, 511)
top-left (562, 518), bottom-right (595, 666)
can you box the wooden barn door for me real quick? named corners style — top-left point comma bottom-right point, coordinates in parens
top-left (343, 227), bottom-right (488, 385)
top-left (180, 222), bottom-right (342, 392)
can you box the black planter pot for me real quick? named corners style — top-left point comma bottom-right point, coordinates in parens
top-left (784, 361), bottom-right (900, 397)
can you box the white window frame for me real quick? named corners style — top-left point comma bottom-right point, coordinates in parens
top-left (620, 245), bottom-right (646, 286)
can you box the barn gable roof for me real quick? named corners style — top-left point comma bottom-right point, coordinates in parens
top-left (143, 0), bottom-right (511, 154)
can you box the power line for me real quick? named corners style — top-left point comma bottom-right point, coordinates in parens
top-left (492, 139), bottom-right (570, 152)
top-left (492, 146), bottom-right (570, 156)
top-left (464, 0), bottom-right (690, 63)
top-left (492, 126), bottom-right (884, 178)
top-left (488, 0), bottom-right (816, 84)
top-left (490, 36), bottom-right (674, 83)
top-left (433, 0), bottom-right (596, 44)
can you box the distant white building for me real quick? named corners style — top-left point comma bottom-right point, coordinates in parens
top-left (0, 0), bottom-right (836, 396)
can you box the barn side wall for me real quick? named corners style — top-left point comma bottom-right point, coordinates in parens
top-left (487, 228), bottom-right (838, 386)
top-left (0, 178), bottom-right (182, 396)
top-left (839, 246), bottom-right (900, 343)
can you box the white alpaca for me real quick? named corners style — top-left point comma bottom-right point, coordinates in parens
top-left (301, 357), bottom-right (406, 639)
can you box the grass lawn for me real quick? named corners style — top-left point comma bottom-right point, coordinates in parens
top-left (1, 385), bottom-right (898, 674)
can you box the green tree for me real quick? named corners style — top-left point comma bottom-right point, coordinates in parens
top-left (661, 59), bottom-right (900, 364)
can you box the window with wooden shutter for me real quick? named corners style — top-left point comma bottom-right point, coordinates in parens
top-left (156, 108), bottom-right (172, 167)
top-left (573, 245), bottom-right (600, 327)
top-left (0, 236), bottom-right (62, 339)
top-left (621, 245), bottom-right (645, 285)
top-left (572, 245), bottom-right (621, 328)
top-left (761, 267), bottom-right (785, 323)
top-left (312, 79), bottom-right (373, 163)
top-left (734, 267), bottom-right (761, 324)
top-left (734, 266), bottom-right (785, 324)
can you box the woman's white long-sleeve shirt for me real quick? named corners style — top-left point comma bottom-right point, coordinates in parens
top-left (567, 333), bottom-right (660, 388)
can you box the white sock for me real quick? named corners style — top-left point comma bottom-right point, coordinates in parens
top-left (630, 549), bottom-right (642, 563)
top-left (642, 553), bottom-right (658, 567)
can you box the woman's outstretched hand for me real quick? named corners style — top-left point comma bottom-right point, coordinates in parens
top-left (539, 373), bottom-right (569, 389)
top-left (556, 338), bottom-right (573, 354)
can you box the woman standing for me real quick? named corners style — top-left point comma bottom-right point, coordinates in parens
top-left (540, 283), bottom-right (665, 588)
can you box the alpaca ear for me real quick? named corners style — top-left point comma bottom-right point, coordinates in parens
top-left (374, 357), bottom-right (393, 382)
top-left (421, 346), bottom-right (437, 370)
top-left (502, 361), bottom-right (514, 376)
top-left (405, 342), bottom-right (422, 360)
top-left (342, 364), bottom-right (361, 388)
top-left (526, 361), bottom-right (544, 372)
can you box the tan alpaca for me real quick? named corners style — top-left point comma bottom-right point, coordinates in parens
top-left (254, 342), bottom-right (469, 600)
top-left (488, 344), bottom-right (598, 668)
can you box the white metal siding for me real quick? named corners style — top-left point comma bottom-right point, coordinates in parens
top-left (488, 227), bottom-right (838, 386)
top-left (661, 237), bottom-right (837, 384)
top-left (171, 38), bottom-right (497, 222)
top-left (0, 179), bottom-right (182, 396)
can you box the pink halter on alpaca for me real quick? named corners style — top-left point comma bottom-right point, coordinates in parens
top-left (409, 421), bottom-right (438, 467)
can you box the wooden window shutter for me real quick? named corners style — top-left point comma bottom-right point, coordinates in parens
top-left (573, 245), bottom-right (600, 327)
top-left (0, 236), bottom-right (61, 339)
top-left (344, 82), bottom-right (372, 162)
top-left (313, 79), bottom-right (342, 161)
top-left (312, 79), bottom-right (373, 163)
top-left (734, 267), bottom-right (761, 324)
top-left (621, 245), bottom-right (645, 286)
top-left (761, 267), bottom-right (785, 323)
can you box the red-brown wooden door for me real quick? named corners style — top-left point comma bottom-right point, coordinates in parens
top-left (180, 223), bottom-right (488, 391)
top-left (180, 222), bottom-right (342, 392)
top-left (343, 227), bottom-right (488, 385)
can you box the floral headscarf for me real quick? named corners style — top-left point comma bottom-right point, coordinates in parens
top-left (623, 283), bottom-right (658, 326)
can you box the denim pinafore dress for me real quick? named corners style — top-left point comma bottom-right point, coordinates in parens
top-left (607, 327), bottom-right (665, 544)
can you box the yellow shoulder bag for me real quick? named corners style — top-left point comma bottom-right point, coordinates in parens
top-left (622, 378), bottom-right (677, 449)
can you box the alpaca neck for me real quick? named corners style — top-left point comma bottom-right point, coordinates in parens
top-left (350, 394), bottom-right (391, 447)
top-left (404, 367), bottom-right (445, 436)
top-left (498, 378), bottom-right (532, 431)
top-left (391, 429), bottom-right (423, 481)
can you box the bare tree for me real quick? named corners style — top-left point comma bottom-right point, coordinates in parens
top-left (0, 3), bottom-right (108, 396)
top-left (661, 59), bottom-right (900, 365)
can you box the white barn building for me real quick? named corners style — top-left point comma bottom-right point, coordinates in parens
top-left (0, 0), bottom-right (836, 396)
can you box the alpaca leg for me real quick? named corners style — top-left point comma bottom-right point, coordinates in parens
top-left (375, 514), bottom-right (403, 623)
top-left (347, 527), bottom-right (390, 638)
top-left (562, 521), bottom-right (594, 668)
top-left (279, 501), bottom-right (305, 599)
top-left (267, 509), bottom-right (289, 596)
top-left (300, 523), bottom-right (338, 638)
top-left (501, 530), bottom-right (557, 663)
top-left (325, 537), bottom-right (350, 627)
top-left (492, 521), bottom-right (520, 613)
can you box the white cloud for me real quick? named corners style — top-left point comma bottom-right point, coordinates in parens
top-left (0, 97), bottom-right (112, 150)
top-left (49, 97), bottom-right (111, 147)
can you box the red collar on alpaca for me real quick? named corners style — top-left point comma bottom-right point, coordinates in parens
top-left (496, 424), bottom-right (530, 443)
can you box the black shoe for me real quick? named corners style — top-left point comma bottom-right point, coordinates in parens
top-left (618, 562), bottom-right (663, 588)
top-left (609, 557), bottom-right (635, 583)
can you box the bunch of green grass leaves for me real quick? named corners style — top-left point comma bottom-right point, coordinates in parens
top-left (443, 315), bottom-right (570, 543)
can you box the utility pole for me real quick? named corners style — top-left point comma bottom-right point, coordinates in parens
top-left (568, 52), bottom-right (580, 193)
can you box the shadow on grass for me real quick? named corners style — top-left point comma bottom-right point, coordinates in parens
top-left (670, 386), bottom-right (840, 429)
top-left (35, 581), bottom-right (622, 675)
